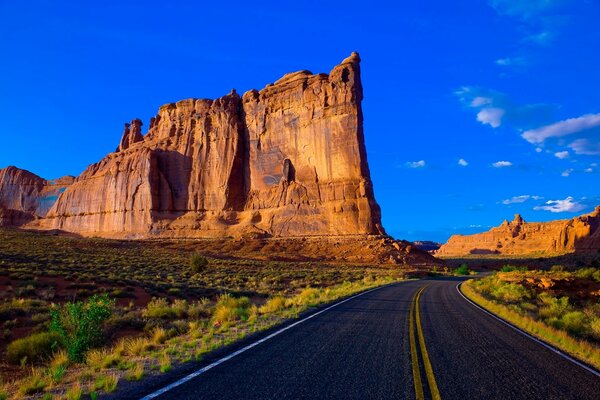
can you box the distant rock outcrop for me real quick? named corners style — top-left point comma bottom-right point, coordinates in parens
top-left (412, 241), bottom-right (442, 253)
top-left (436, 209), bottom-right (600, 257)
top-left (0, 166), bottom-right (74, 226)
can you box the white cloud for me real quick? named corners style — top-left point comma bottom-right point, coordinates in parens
top-left (561, 168), bottom-right (573, 177)
top-left (502, 195), bottom-right (542, 205)
top-left (492, 161), bottom-right (513, 168)
top-left (554, 151), bottom-right (569, 159)
top-left (407, 160), bottom-right (426, 168)
top-left (458, 158), bottom-right (469, 167)
top-left (455, 86), bottom-right (555, 130)
top-left (568, 138), bottom-right (600, 156)
top-left (535, 147), bottom-right (543, 153)
top-left (585, 168), bottom-right (593, 173)
top-left (477, 108), bottom-right (505, 128)
top-left (533, 196), bottom-right (586, 213)
top-left (471, 97), bottom-right (493, 107)
top-left (522, 113), bottom-right (600, 144)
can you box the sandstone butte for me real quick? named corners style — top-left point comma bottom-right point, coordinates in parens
top-left (0, 53), bottom-right (437, 265)
top-left (436, 208), bottom-right (600, 257)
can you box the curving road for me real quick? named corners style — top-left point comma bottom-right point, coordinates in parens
top-left (137, 279), bottom-right (600, 400)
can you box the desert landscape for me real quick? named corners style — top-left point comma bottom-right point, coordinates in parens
top-left (1, 1), bottom-right (599, 400)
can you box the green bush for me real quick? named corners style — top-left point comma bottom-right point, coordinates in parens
top-left (559, 311), bottom-right (587, 335)
top-left (455, 264), bottom-right (469, 276)
top-left (6, 332), bottom-right (61, 364)
top-left (50, 294), bottom-right (113, 362)
top-left (500, 265), bottom-right (527, 272)
top-left (143, 297), bottom-right (176, 319)
top-left (190, 253), bottom-right (209, 273)
top-left (490, 282), bottom-right (530, 303)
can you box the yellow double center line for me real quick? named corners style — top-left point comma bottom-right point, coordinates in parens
top-left (409, 286), bottom-right (441, 400)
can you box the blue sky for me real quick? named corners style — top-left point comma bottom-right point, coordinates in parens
top-left (1, 1), bottom-right (599, 242)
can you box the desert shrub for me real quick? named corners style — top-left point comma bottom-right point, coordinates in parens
top-left (558, 311), bottom-right (587, 335)
top-left (455, 264), bottom-right (469, 276)
top-left (490, 282), bottom-right (530, 303)
top-left (50, 294), bottom-right (113, 362)
top-left (6, 331), bottom-right (61, 365)
top-left (151, 327), bottom-right (168, 345)
top-left (18, 369), bottom-right (47, 395)
top-left (259, 296), bottom-right (287, 314)
top-left (550, 265), bottom-right (565, 272)
top-left (143, 298), bottom-right (176, 319)
top-left (293, 287), bottom-right (321, 307)
top-left (190, 253), bottom-right (209, 273)
top-left (538, 294), bottom-right (571, 319)
top-left (212, 294), bottom-right (251, 324)
top-left (188, 298), bottom-right (212, 319)
top-left (500, 265), bottom-right (528, 272)
top-left (574, 267), bottom-right (600, 282)
top-left (65, 383), bottom-right (83, 400)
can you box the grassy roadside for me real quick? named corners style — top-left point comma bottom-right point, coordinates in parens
top-left (461, 277), bottom-right (600, 371)
top-left (1, 277), bottom-right (399, 399)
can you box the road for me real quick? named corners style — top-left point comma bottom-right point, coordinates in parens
top-left (139, 279), bottom-right (600, 400)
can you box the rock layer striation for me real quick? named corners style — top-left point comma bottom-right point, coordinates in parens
top-left (28, 53), bottom-right (384, 238)
top-left (436, 208), bottom-right (600, 257)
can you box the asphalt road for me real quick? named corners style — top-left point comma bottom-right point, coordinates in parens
top-left (140, 279), bottom-right (600, 400)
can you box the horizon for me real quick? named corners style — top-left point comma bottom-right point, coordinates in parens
top-left (1, 1), bottom-right (599, 242)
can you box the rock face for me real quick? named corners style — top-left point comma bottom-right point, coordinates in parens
top-left (0, 166), bottom-right (74, 226)
top-left (32, 53), bottom-right (384, 238)
top-left (436, 208), bottom-right (600, 257)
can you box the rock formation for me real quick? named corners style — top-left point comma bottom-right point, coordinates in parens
top-left (20, 53), bottom-right (384, 239)
top-left (436, 208), bottom-right (600, 257)
top-left (0, 166), bottom-right (74, 226)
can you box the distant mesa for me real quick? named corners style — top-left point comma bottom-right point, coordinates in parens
top-left (0, 54), bottom-right (438, 265)
top-left (436, 209), bottom-right (600, 257)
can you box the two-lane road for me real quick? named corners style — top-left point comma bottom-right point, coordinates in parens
top-left (139, 279), bottom-right (600, 400)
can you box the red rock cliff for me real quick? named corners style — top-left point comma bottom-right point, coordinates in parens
top-left (37, 53), bottom-right (384, 238)
top-left (0, 166), bottom-right (74, 226)
top-left (436, 208), bottom-right (600, 257)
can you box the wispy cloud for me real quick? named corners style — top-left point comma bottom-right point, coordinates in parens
top-left (561, 168), bottom-right (574, 177)
top-left (522, 113), bottom-right (600, 143)
top-left (488, 0), bottom-right (567, 21)
top-left (533, 196), bottom-right (586, 213)
top-left (458, 158), bottom-right (469, 167)
top-left (502, 194), bottom-right (543, 205)
top-left (554, 150), bottom-right (569, 159)
top-left (495, 56), bottom-right (527, 67)
top-left (568, 138), bottom-right (600, 156)
top-left (407, 160), bottom-right (426, 168)
top-left (455, 87), bottom-right (555, 130)
top-left (492, 161), bottom-right (513, 168)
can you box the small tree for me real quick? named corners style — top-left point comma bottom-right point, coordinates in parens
top-left (50, 294), bottom-right (113, 362)
top-left (190, 253), bottom-right (209, 273)
top-left (455, 263), bottom-right (469, 275)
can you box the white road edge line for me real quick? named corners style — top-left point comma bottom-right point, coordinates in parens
top-left (140, 284), bottom-right (389, 399)
top-left (456, 282), bottom-right (600, 378)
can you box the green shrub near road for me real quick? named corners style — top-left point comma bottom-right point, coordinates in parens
top-left (50, 294), bottom-right (114, 362)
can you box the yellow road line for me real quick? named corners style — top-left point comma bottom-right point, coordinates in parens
top-left (409, 288), bottom-right (424, 400)
top-left (415, 286), bottom-right (441, 400)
